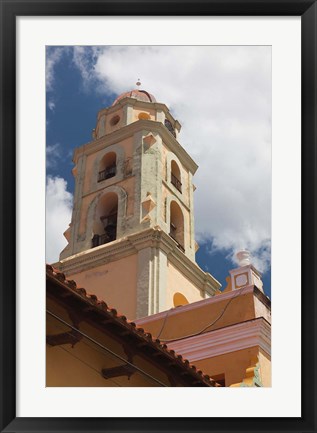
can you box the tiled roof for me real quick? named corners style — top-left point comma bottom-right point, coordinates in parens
top-left (112, 89), bottom-right (156, 106)
top-left (46, 264), bottom-right (217, 387)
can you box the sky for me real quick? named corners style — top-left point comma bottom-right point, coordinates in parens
top-left (46, 45), bottom-right (272, 297)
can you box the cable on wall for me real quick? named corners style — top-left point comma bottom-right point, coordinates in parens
top-left (46, 309), bottom-right (167, 387)
top-left (157, 286), bottom-right (249, 343)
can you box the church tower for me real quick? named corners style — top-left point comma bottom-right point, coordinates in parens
top-left (55, 86), bottom-right (221, 319)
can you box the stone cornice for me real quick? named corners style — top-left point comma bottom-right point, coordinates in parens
top-left (73, 119), bottom-right (198, 174)
top-left (81, 174), bottom-right (136, 199)
top-left (168, 246), bottom-right (221, 295)
top-left (54, 236), bottom-right (136, 275)
top-left (96, 97), bottom-right (179, 127)
top-left (54, 227), bottom-right (221, 294)
top-left (254, 286), bottom-right (271, 310)
top-left (124, 228), bottom-right (221, 294)
top-left (128, 229), bottom-right (221, 295)
top-left (127, 227), bottom-right (174, 254)
top-left (165, 318), bottom-right (271, 361)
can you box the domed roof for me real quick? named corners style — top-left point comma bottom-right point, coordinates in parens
top-left (112, 89), bottom-right (156, 106)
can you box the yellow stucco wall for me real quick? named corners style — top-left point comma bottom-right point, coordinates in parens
top-left (195, 347), bottom-right (259, 387)
top-left (79, 175), bottom-right (135, 236)
top-left (162, 142), bottom-right (190, 198)
top-left (140, 291), bottom-right (257, 341)
top-left (104, 107), bottom-right (124, 134)
top-left (83, 155), bottom-right (94, 195)
top-left (46, 300), bottom-right (170, 387)
top-left (258, 349), bottom-right (271, 387)
top-left (134, 291), bottom-right (271, 387)
top-left (66, 253), bottom-right (138, 318)
top-left (82, 136), bottom-right (134, 196)
top-left (133, 107), bottom-right (156, 122)
top-left (119, 176), bottom-right (135, 216)
top-left (166, 261), bottom-right (204, 309)
top-left (79, 192), bottom-right (98, 235)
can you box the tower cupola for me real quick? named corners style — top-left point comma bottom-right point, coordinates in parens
top-left (112, 89), bottom-right (157, 106)
top-left (56, 88), bottom-right (221, 319)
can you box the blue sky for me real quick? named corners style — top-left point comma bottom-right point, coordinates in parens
top-left (46, 46), bottom-right (271, 297)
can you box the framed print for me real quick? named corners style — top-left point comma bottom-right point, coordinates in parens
top-left (0, 1), bottom-right (316, 432)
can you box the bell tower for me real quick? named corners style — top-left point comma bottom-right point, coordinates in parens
top-left (55, 86), bottom-right (221, 319)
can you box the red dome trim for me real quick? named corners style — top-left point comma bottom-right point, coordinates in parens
top-left (112, 89), bottom-right (156, 106)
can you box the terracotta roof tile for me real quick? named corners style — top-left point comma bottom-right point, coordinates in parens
top-left (46, 264), bottom-right (216, 387)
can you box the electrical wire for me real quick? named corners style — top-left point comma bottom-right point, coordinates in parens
top-left (156, 307), bottom-right (174, 339)
top-left (47, 316), bottom-right (123, 387)
top-left (55, 344), bottom-right (123, 387)
top-left (49, 317), bottom-right (122, 369)
top-left (158, 286), bottom-right (249, 343)
top-left (46, 309), bottom-right (167, 387)
top-left (60, 324), bottom-right (166, 387)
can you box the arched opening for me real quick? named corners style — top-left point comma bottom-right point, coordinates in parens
top-left (92, 192), bottom-right (118, 248)
top-left (164, 118), bottom-right (176, 137)
top-left (110, 114), bottom-right (120, 126)
top-left (173, 292), bottom-right (189, 307)
top-left (171, 160), bottom-right (182, 193)
top-left (169, 201), bottom-right (185, 252)
top-left (98, 152), bottom-right (117, 182)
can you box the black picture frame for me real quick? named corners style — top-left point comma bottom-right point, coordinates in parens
top-left (0, 1), bottom-right (316, 432)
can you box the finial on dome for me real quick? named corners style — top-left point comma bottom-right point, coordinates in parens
top-left (136, 79), bottom-right (141, 87)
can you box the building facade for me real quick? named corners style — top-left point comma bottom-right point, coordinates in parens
top-left (50, 87), bottom-right (271, 387)
top-left (46, 264), bottom-right (217, 387)
top-left (55, 88), bottom-right (220, 319)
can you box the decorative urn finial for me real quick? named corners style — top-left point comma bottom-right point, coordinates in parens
top-left (236, 250), bottom-right (251, 267)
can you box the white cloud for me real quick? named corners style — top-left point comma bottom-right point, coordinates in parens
top-left (46, 143), bottom-right (61, 168)
top-left (46, 176), bottom-right (73, 263)
top-left (68, 46), bottom-right (272, 271)
top-left (46, 46), bottom-right (70, 91)
top-left (72, 46), bottom-right (98, 90)
top-left (46, 47), bottom-right (64, 91)
top-left (48, 100), bottom-right (55, 111)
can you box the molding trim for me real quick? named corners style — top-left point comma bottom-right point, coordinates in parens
top-left (54, 237), bottom-right (136, 275)
top-left (53, 228), bottom-right (221, 294)
top-left (73, 119), bottom-right (198, 174)
top-left (96, 97), bottom-right (179, 126)
top-left (230, 361), bottom-right (263, 387)
top-left (166, 318), bottom-right (271, 362)
top-left (128, 229), bottom-right (220, 294)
